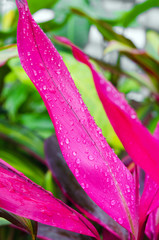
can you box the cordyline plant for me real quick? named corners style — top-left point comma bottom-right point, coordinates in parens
top-left (1, 0), bottom-right (159, 239)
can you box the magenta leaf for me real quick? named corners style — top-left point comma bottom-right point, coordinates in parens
top-left (55, 35), bottom-right (159, 186)
top-left (139, 125), bottom-right (159, 230)
top-left (45, 135), bottom-right (127, 239)
top-left (16, 0), bottom-right (137, 235)
top-left (0, 158), bottom-right (99, 239)
top-left (154, 122), bottom-right (159, 140)
top-left (139, 175), bottom-right (159, 229)
top-left (137, 127), bottom-right (159, 239)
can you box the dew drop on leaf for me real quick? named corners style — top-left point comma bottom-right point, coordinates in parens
top-left (88, 155), bottom-right (94, 161)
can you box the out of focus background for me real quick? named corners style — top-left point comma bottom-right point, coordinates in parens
top-left (0, 0), bottom-right (159, 238)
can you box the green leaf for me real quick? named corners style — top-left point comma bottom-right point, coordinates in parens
top-left (0, 44), bottom-right (18, 67)
top-left (0, 209), bottom-right (37, 240)
top-left (0, 120), bottom-right (44, 159)
top-left (71, 8), bottom-right (135, 47)
top-left (146, 31), bottom-right (159, 61)
top-left (7, 57), bottom-right (35, 87)
top-left (105, 40), bottom-right (159, 84)
top-left (18, 113), bottom-right (54, 138)
top-left (27, 0), bottom-right (57, 13)
top-left (118, 0), bottom-right (159, 28)
top-left (0, 147), bottom-right (44, 185)
top-left (118, 78), bottom-right (140, 94)
top-left (0, 218), bottom-right (10, 226)
top-left (43, 171), bottom-right (59, 198)
top-left (3, 83), bottom-right (29, 120)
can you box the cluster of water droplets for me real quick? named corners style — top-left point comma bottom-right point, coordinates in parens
top-left (18, 5), bottom-right (139, 231)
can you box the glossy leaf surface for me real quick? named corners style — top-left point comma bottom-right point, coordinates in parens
top-left (45, 135), bottom-right (127, 239)
top-left (0, 158), bottom-right (98, 239)
top-left (16, 0), bottom-right (137, 235)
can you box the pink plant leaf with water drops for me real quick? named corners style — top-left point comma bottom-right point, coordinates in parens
top-left (45, 135), bottom-right (127, 240)
top-left (139, 124), bottom-right (159, 222)
top-left (138, 125), bottom-right (159, 239)
top-left (16, 0), bottom-right (137, 236)
top-left (55, 36), bottom-right (159, 186)
top-left (0, 158), bottom-right (99, 239)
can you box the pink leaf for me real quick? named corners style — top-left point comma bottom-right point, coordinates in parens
top-left (0, 158), bottom-right (99, 239)
top-left (154, 122), bottom-right (159, 140)
top-left (45, 135), bottom-right (127, 240)
top-left (139, 175), bottom-right (159, 222)
top-left (137, 124), bottom-right (159, 239)
top-left (55, 36), bottom-right (159, 186)
top-left (139, 123), bottom-right (159, 221)
top-left (16, 0), bottom-right (137, 236)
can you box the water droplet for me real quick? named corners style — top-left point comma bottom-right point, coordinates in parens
top-left (56, 70), bottom-right (60, 75)
top-left (83, 140), bottom-right (86, 144)
top-left (76, 137), bottom-right (81, 143)
top-left (65, 138), bottom-right (70, 144)
top-left (43, 85), bottom-right (47, 90)
top-left (76, 158), bottom-right (81, 164)
top-left (111, 200), bottom-right (116, 206)
top-left (88, 155), bottom-right (94, 161)
top-left (106, 178), bottom-right (109, 182)
top-left (106, 86), bottom-right (111, 92)
top-left (131, 114), bottom-right (136, 119)
top-left (126, 185), bottom-right (130, 193)
top-left (75, 169), bottom-right (79, 177)
top-left (94, 164), bottom-right (98, 169)
top-left (41, 209), bottom-right (45, 213)
top-left (83, 183), bottom-right (88, 189)
top-left (73, 152), bottom-right (77, 156)
top-left (131, 195), bottom-right (134, 201)
top-left (118, 218), bottom-right (123, 224)
top-left (39, 63), bottom-right (45, 70)
top-left (33, 70), bottom-right (37, 76)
